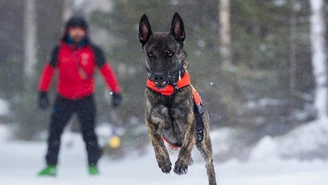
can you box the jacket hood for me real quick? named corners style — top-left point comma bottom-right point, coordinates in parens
top-left (61, 16), bottom-right (90, 44)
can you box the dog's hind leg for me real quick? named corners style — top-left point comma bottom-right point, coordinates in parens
top-left (196, 114), bottom-right (217, 185)
top-left (197, 137), bottom-right (217, 185)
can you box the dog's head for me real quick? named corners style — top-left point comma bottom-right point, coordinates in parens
top-left (139, 12), bottom-right (188, 89)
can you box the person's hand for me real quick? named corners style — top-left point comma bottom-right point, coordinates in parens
top-left (38, 92), bottom-right (50, 110)
top-left (112, 93), bottom-right (123, 108)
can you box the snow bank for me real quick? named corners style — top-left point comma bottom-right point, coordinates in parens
top-left (0, 124), bottom-right (11, 141)
top-left (0, 98), bottom-right (9, 116)
top-left (210, 128), bottom-right (233, 155)
top-left (278, 118), bottom-right (328, 159)
top-left (250, 136), bottom-right (278, 161)
top-left (246, 118), bottom-right (328, 160)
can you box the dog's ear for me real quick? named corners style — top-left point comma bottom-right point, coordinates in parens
top-left (139, 14), bottom-right (152, 46)
top-left (170, 12), bottom-right (186, 42)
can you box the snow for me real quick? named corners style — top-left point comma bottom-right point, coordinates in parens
top-left (1, 126), bottom-right (328, 185)
top-left (210, 128), bottom-right (234, 155)
top-left (250, 136), bottom-right (278, 161)
top-left (0, 125), bottom-right (10, 141)
top-left (238, 117), bottom-right (328, 160)
top-left (0, 99), bottom-right (9, 116)
top-left (247, 98), bottom-right (284, 109)
top-left (278, 118), bottom-right (328, 159)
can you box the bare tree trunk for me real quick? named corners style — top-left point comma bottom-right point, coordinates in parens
top-left (24, 0), bottom-right (37, 84)
top-left (289, 0), bottom-right (297, 98)
top-left (288, 0), bottom-right (298, 122)
top-left (63, 0), bottom-right (73, 22)
top-left (219, 0), bottom-right (232, 68)
top-left (310, 0), bottom-right (327, 120)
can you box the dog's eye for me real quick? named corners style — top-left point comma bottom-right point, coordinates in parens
top-left (147, 52), bottom-right (153, 57)
top-left (166, 50), bottom-right (174, 57)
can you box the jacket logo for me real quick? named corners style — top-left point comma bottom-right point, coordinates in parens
top-left (81, 53), bottom-right (90, 66)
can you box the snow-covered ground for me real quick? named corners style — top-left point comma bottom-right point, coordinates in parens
top-left (1, 125), bottom-right (328, 185)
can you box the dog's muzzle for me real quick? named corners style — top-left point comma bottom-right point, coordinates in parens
top-left (148, 72), bottom-right (168, 89)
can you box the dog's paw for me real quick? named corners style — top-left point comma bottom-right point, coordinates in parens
top-left (188, 157), bottom-right (194, 166)
top-left (157, 157), bottom-right (172, 174)
top-left (173, 159), bottom-right (189, 175)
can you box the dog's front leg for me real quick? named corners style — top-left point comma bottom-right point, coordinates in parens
top-left (145, 106), bottom-right (172, 174)
top-left (174, 112), bottom-right (196, 175)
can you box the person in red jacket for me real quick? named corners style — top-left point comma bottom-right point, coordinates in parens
top-left (38, 16), bottom-right (123, 176)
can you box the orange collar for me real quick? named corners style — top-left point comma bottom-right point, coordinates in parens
top-left (147, 71), bottom-right (191, 96)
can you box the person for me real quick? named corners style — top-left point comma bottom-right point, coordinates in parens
top-left (37, 16), bottom-right (123, 176)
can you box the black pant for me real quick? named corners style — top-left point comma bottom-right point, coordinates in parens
top-left (45, 95), bottom-right (102, 166)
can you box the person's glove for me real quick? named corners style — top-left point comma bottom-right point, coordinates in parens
top-left (38, 92), bottom-right (50, 110)
top-left (112, 93), bottom-right (123, 108)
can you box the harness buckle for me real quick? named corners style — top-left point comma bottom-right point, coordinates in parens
top-left (174, 84), bottom-right (179, 90)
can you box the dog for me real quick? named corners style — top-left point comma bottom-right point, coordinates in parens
top-left (138, 12), bottom-right (217, 185)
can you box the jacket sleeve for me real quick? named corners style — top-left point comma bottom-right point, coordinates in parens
top-left (38, 46), bottom-right (59, 92)
top-left (92, 45), bottom-right (121, 93)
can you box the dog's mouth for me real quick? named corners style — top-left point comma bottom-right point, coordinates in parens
top-left (155, 81), bottom-right (168, 89)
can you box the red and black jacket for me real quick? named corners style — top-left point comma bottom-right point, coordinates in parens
top-left (39, 42), bottom-right (121, 100)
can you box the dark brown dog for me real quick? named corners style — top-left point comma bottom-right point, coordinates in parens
top-left (139, 12), bottom-right (217, 185)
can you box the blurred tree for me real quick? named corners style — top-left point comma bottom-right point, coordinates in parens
top-left (309, 0), bottom-right (327, 120)
top-left (24, 0), bottom-right (38, 88)
top-left (288, 0), bottom-right (297, 99)
top-left (62, 0), bottom-right (73, 21)
top-left (14, 0), bottom-right (64, 140)
top-left (219, 0), bottom-right (232, 68)
top-left (0, 1), bottom-right (24, 100)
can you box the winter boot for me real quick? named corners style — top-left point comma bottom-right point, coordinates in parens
top-left (38, 165), bottom-right (57, 177)
top-left (88, 165), bottom-right (100, 176)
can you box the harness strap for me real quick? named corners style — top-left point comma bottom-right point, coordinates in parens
top-left (147, 71), bottom-right (205, 147)
top-left (146, 71), bottom-right (190, 96)
top-left (192, 85), bottom-right (205, 145)
top-left (162, 136), bottom-right (180, 149)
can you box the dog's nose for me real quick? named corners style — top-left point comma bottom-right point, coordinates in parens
top-left (152, 72), bottom-right (166, 82)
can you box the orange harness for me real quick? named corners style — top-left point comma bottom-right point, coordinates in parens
top-left (146, 71), bottom-right (205, 148)
top-left (146, 71), bottom-right (201, 104)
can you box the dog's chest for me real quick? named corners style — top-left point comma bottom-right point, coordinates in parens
top-left (161, 104), bottom-right (191, 147)
top-left (147, 87), bottom-right (194, 146)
